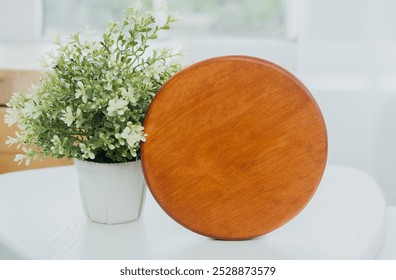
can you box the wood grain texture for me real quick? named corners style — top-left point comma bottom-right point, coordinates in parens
top-left (141, 56), bottom-right (328, 240)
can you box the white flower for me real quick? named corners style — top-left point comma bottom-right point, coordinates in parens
top-left (15, 147), bottom-right (33, 165)
top-left (115, 133), bottom-right (126, 145)
top-left (145, 61), bottom-right (166, 81)
top-left (5, 133), bottom-right (21, 146)
top-left (4, 107), bottom-right (20, 127)
top-left (120, 87), bottom-right (137, 104)
top-left (75, 108), bottom-right (83, 128)
top-left (50, 135), bottom-right (65, 155)
top-left (120, 124), bottom-right (146, 147)
top-left (105, 70), bottom-right (115, 80)
top-left (76, 81), bottom-right (84, 89)
top-left (108, 54), bottom-right (118, 67)
top-left (107, 98), bottom-right (129, 117)
top-left (14, 154), bottom-right (27, 165)
top-left (75, 81), bottom-right (88, 102)
top-left (79, 143), bottom-right (95, 159)
top-left (104, 83), bottom-right (113, 91)
top-left (142, 77), bottom-right (152, 87)
top-left (5, 136), bottom-right (17, 146)
top-left (61, 107), bottom-right (74, 127)
top-left (21, 103), bottom-right (32, 117)
top-left (75, 89), bottom-right (83, 99)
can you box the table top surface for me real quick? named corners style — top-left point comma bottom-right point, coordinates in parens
top-left (0, 164), bottom-right (387, 260)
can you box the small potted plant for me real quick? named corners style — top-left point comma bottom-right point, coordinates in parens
top-left (4, 2), bottom-right (183, 224)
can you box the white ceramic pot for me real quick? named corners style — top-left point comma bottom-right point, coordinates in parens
top-left (74, 159), bottom-right (146, 224)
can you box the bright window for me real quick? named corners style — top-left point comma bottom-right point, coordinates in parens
top-left (43, 0), bottom-right (287, 39)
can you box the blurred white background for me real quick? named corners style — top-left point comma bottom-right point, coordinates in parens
top-left (1, 0), bottom-right (396, 205)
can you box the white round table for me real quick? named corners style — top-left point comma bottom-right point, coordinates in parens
top-left (0, 164), bottom-right (387, 259)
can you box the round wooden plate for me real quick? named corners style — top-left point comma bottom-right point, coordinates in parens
top-left (141, 56), bottom-right (327, 240)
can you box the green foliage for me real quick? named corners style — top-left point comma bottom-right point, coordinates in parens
top-left (5, 2), bottom-right (183, 164)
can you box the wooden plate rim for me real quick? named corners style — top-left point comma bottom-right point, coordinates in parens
top-left (141, 55), bottom-right (328, 240)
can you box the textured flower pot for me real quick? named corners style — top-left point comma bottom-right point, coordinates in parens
top-left (75, 159), bottom-right (146, 224)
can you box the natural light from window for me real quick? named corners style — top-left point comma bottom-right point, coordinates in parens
top-left (43, 0), bottom-right (286, 39)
